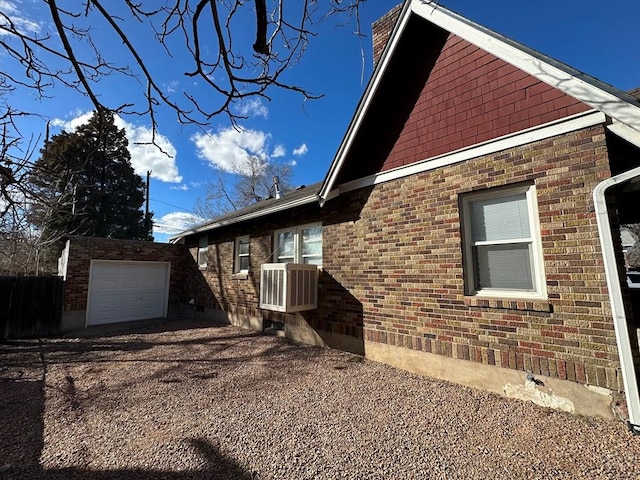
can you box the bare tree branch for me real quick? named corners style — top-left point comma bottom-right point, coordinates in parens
top-left (1, 0), bottom-right (367, 142)
top-left (194, 155), bottom-right (292, 218)
top-left (0, 0), bottom-right (369, 268)
top-left (253, 0), bottom-right (269, 55)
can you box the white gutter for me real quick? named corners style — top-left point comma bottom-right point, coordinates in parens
top-left (594, 165), bottom-right (640, 434)
top-left (169, 193), bottom-right (319, 242)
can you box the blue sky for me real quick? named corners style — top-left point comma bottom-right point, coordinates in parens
top-left (4, 0), bottom-right (640, 242)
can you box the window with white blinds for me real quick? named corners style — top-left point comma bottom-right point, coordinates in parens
top-left (462, 185), bottom-right (546, 298)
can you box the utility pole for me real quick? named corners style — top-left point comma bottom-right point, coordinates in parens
top-left (146, 170), bottom-right (151, 217)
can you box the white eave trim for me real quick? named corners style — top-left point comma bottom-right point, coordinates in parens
top-left (169, 193), bottom-right (319, 241)
top-left (607, 121), bottom-right (640, 149)
top-left (335, 110), bottom-right (606, 196)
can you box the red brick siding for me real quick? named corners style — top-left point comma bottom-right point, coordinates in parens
top-left (325, 125), bottom-right (621, 390)
top-left (63, 236), bottom-right (187, 313)
top-left (185, 234), bottom-right (267, 312)
top-left (381, 34), bottom-right (592, 171)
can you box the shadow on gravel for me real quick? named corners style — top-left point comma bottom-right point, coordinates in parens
top-left (1, 374), bottom-right (252, 479)
top-left (0, 378), bottom-right (45, 473)
top-left (0, 320), bottom-right (325, 479)
top-left (2, 319), bottom-right (264, 363)
top-left (1, 438), bottom-right (254, 479)
top-left (60, 317), bottom-right (229, 339)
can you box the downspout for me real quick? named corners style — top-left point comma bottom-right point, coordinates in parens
top-left (593, 165), bottom-right (640, 434)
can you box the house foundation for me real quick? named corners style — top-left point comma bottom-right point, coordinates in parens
top-left (364, 340), bottom-right (615, 420)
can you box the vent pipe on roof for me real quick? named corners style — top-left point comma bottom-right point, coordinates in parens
top-left (273, 176), bottom-right (282, 199)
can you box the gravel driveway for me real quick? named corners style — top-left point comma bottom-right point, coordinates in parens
top-left (1, 318), bottom-right (639, 479)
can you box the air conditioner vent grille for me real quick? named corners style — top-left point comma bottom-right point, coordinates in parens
top-left (260, 263), bottom-right (318, 313)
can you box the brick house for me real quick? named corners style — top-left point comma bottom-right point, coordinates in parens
top-left (173, 1), bottom-right (640, 427)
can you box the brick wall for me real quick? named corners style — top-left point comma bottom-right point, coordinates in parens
top-left (372, 3), bottom-right (402, 65)
top-left (179, 127), bottom-right (623, 390)
top-left (63, 236), bottom-right (187, 314)
top-left (183, 203), bottom-right (365, 341)
top-left (324, 125), bottom-right (622, 391)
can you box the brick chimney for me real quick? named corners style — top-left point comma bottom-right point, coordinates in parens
top-left (371, 4), bottom-right (403, 66)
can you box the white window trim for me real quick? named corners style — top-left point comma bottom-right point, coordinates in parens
top-left (461, 184), bottom-right (547, 300)
top-left (197, 235), bottom-right (208, 268)
top-left (273, 223), bottom-right (322, 266)
top-left (234, 236), bottom-right (250, 273)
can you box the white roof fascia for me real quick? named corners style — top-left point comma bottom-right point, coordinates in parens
top-left (607, 121), bottom-right (640, 150)
top-left (411, 1), bottom-right (640, 131)
top-left (169, 193), bottom-right (318, 242)
top-left (318, 1), bottom-right (413, 206)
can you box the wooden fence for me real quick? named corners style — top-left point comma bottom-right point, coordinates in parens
top-left (0, 276), bottom-right (64, 340)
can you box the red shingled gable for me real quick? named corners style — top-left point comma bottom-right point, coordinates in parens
top-left (380, 33), bottom-right (592, 172)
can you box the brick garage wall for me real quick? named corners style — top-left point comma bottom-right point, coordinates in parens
top-left (63, 236), bottom-right (188, 314)
top-left (324, 124), bottom-right (622, 391)
top-left (184, 202), bottom-right (365, 341)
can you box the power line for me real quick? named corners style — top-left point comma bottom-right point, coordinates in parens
top-left (149, 197), bottom-right (199, 215)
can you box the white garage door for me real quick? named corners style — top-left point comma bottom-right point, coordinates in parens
top-left (87, 261), bottom-right (170, 326)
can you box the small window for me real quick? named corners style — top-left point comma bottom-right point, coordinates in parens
top-left (197, 235), bottom-right (208, 268)
top-left (274, 223), bottom-right (322, 266)
top-left (235, 236), bottom-right (250, 273)
top-left (461, 184), bottom-right (546, 299)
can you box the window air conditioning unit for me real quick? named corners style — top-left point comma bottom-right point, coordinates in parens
top-left (260, 263), bottom-right (318, 313)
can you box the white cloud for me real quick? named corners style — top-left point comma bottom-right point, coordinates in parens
top-left (153, 211), bottom-right (205, 235)
top-left (293, 143), bottom-right (308, 156)
top-left (272, 144), bottom-right (286, 158)
top-left (0, 0), bottom-right (18, 14)
top-left (165, 80), bottom-right (179, 93)
top-left (191, 126), bottom-right (271, 174)
top-left (0, 1), bottom-right (41, 35)
top-left (236, 98), bottom-right (269, 119)
top-left (119, 121), bottom-right (182, 183)
top-left (51, 112), bottom-right (182, 183)
top-left (170, 184), bottom-right (190, 191)
top-left (51, 111), bottom-right (93, 130)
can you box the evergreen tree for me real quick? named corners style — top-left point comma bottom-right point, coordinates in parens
top-left (30, 111), bottom-right (152, 268)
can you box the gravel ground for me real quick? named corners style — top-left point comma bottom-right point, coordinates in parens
top-left (1, 318), bottom-right (639, 480)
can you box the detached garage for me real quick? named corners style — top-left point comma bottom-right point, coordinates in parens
top-left (87, 261), bottom-right (170, 326)
top-left (60, 236), bottom-right (188, 333)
